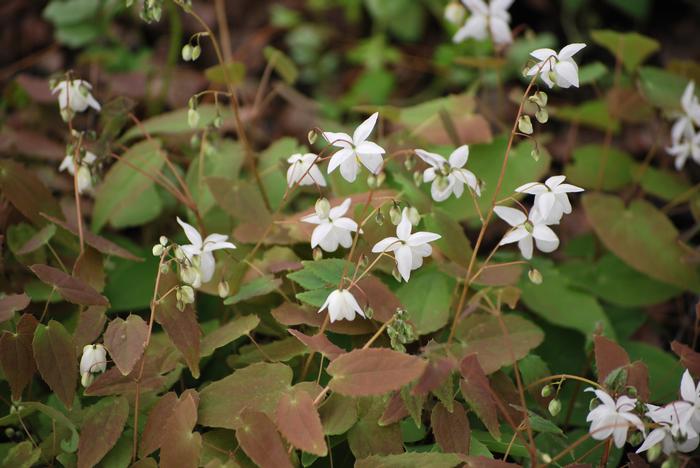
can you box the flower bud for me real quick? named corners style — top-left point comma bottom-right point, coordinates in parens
top-left (646, 444), bottom-right (662, 463)
top-left (389, 205), bottom-right (402, 225)
top-left (367, 174), bottom-right (377, 188)
top-left (407, 206), bottom-right (420, 226)
top-left (181, 44), bottom-right (193, 61)
top-left (174, 246), bottom-right (185, 261)
top-left (179, 285), bottom-right (195, 305)
top-left (530, 147), bottom-right (540, 162)
top-left (534, 91), bottom-right (548, 107)
top-left (214, 115), bottom-right (223, 128)
top-left (191, 45), bottom-right (201, 61)
top-left (661, 459), bottom-right (679, 468)
top-left (218, 281), bottom-right (230, 298)
top-left (540, 384), bottom-right (553, 397)
top-left (307, 129), bottom-right (317, 145)
top-left (81, 372), bottom-right (95, 388)
top-left (404, 156), bottom-right (415, 171)
top-left (413, 171), bottom-right (422, 187)
top-left (392, 266), bottom-right (402, 282)
top-left (518, 115), bottom-right (533, 135)
top-left (375, 171), bottom-right (386, 187)
top-left (180, 266), bottom-right (200, 287)
top-left (315, 198), bottom-right (331, 219)
top-left (80, 344), bottom-right (107, 387)
top-left (540, 454), bottom-right (552, 464)
top-left (444, 1), bottom-right (466, 24)
top-left (152, 244), bottom-right (164, 256)
top-left (5, 428), bottom-right (15, 438)
top-left (188, 108), bottom-right (200, 128)
top-left (312, 247), bottom-right (323, 261)
top-left (159, 236), bottom-right (168, 246)
top-left (535, 108), bottom-right (549, 124)
top-left (548, 399), bottom-right (561, 416)
top-left (528, 268), bottom-right (543, 285)
top-left (374, 210), bottom-right (384, 226)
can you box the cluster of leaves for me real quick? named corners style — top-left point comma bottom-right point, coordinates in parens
top-left (1, 0), bottom-right (700, 467)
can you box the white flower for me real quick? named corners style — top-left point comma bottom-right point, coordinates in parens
top-left (415, 145), bottom-right (481, 202)
top-left (319, 289), bottom-right (365, 323)
top-left (671, 81), bottom-right (700, 145)
top-left (515, 175), bottom-right (584, 224)
top-left (51, 79), bottom-right (101, 114)
top-left (667, 129), bottom-right (700, 170)
top-left (527, 44), bottom-right (586, 89)
top-left (301, 198), bottom-right (359, 252)
top-left (637, 402), bottom-right (700, 455)
top-left (677, 370), bottom-right (700, 431)
top-left (585, 388), bottom-right (644, 448)
top-left (323, 112), bottom-right (385, 183)
top-left (453, 0), bottom-right (513, 45)
top-left (372, 208), bottom-right (441, 282)
top-left (80, 344), bottom-right (107, 387)
top-left (494, 206), bottom-right (559, 260)
top-left (176, 217), bottom-right (236, 288)
top-left (286, 153), bottom-right (326, 188)
top-left (59, 151), bottom-right (97, 194)
top-left (444, 1), bottom-right (466, 24)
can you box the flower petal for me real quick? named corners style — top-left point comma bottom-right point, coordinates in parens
top-left (329, 198), bottom-right (352, 219)
top-left (327, 147), bottom-right (354, 174)
top-left (372, 237), bottom-right (401, 253)
top-left (353, 112), bottom-right (379, 144)
top-left (558, 43), bottom-right (586, 61)
top-left (396, 245), bottom-right (414, 282)
top-left (448, 145), bottom-right (469, 168)
top-left (494, 205), bottom-right (527, 227)
top-left (177, 217), bottom-right (203, 248)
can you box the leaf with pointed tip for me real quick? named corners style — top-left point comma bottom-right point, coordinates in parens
top-left (327, 348), bottom-right (427, 396)
top-left (0, 314), bottom-right (38, 400)
top-left (0, 293), bottom-right (30, 323)
top-left (223, 275), bottom-right (281, 305)
top-left (378, 392), bottom-right (409, 426)
top-left (0, 159), bottom-right (62, 227)
top-left (288, 329), bottom-right (344, 360)
top-left (198, 362), bottom-right (293, 429)
top-left (103, 315), bottom-right (148, 375)
top-left (236, 409), bottom-right (293, 468)
top-left (74, 247), bottom-right (105, 292)
top-left (594, 335), bottom-right (630, 384)
top-left (200, 315), bottom-right (260, 357)
top-left (275, 389), bottom-right (327, 456)
top-left (30, 264), bottom-right (109, 306)
top-left (77, 397), bottom-right (129, 468)
top-left (432, 402), bottom-right (470, 455)
top-left (140, 392), bottom-right (179, 457)
top-left (74, 306), bottom-right (107, 349)
top-left (459, 354), bottom-right (500, 439)
top-left (319, 393), bottom-right (358, 435)
top-left (15, 224), bottom-right (56, 255)
top-left (32, 320), bottom-right (77, 408)
top-left (672, 341), bottom-right (700, 378)
top-left (160, 391), bottom-right (202, 468)
top-left (412, 357), bottom-right (457, 396)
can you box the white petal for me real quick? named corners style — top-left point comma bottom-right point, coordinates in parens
top-left (453, 15), bottom-right (488, 42)
top-left (464, 0), bottom-right (488, 14)
top-left (558, 43), bottom-right (586, 61)
top-left (311, 223), bottom-right (333, 248)
top-left (396, 212), bottom-right (412, 240)
top-left (332, 217), bottom-right (358, 232)
top-left (636, 428), bottom-right (667, 453)
top-left (448, 145), bottom-right (469, 168)
top-left (530, 48), bottom-right (558, 61)
top-left (372, 237), bottom-right (401, 253)
top-left (517, 236), bottom-right (534, 259)
top-left (545, 175), bottom-right (566, 189)
top-left (407, 231), bottom-right (441, 246)
top-left (415, 149), bottom-right (446, 167)
top-left (555, 60), bottom-right (579, 88)
top-left (358, 151), bottom-right (384, 174)
top-left (327, 147), bottom-right (354, 174)
top-left (494, 205), bottom-right (527, 227)
top-left (329, 198), bottom-right (352, 219)
top-left (500, 227), bottom-right (528, 245)
top-left (536, 192), bottom-right (557, 221)
top-left (423, 167), bottom-right (437, 182)
top-left (301, 214), bottom-right (322, 225)
top-left (489, 17), bottom-right (512, 45)
top-left (353, 112), bottom-right (379, 144)
top-left (534, 236), bottom-right (559, 253)
top-left (176, 217), bottom-right (203, 248)
top-left (199, 252), bottom-right (216, 283)
top-left (322, 131), bottom-right (352, 148)
top-left (339, 157), bottom-right (360, 182)
top-left (681, 370), bottom-right (697, 402)
top-left (514, 181), bottom-right (547, 194)
top-left (307, 165), bottom-right (327, 187)
top-left (395, 245), bottom-right (414, 282)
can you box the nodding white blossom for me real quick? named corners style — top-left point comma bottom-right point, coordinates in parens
top-left (80, 344), bottom-right (107, 387)
top-left (415, 145), bottom-right (481, 202)
top-left (286, 153), bottom-right (326, 188)
top-left (59, 151), bottom-right (97, 194)
top-left (677, 369), bottom-right (700, 431)
top-left (372, 208), bottom-right (441, 282)
top-left (668, 82), bottom-right (700, 170)
top-left (494, 206), bottom-right (559, 259)
top-left (515, 175), bottom-right (584, 224)
top-left (319, 288), bottom-right (365, 323)
top-left (51, 79), bottom-right (101, 116)
top-left (527, 44), bottom-right (586, 89)
top-left (585, 388), bottom-right (644, 448)
top-left (637, 402), bottom-right (700, 455)
top-left (453, 0), bottom-right (513, 46)
top-left (301, 198), bottom-right (359, 252)
top-left (323, 112), bottom-right (385, 183)
top-left (176, 217), bottom-right (236, 288)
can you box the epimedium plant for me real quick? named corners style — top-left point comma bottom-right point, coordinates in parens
top-left (1, 0), bottom-right (700, 467)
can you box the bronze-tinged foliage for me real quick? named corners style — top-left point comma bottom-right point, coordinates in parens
top-left (103, 315), bottom-right (149, 375)
top-left (348, 397), bottom-right (404, 459)
top-left (236, 409), bottom-right (293, 468)
top-left (159, 390), bottom-right (202, 468)
top-left (32, 320), bottom-right (77, 409)
top-left (431, 401), bottom-right (470, 455)
top-left (275, 388), bottom-right (327, 456)
top-left (0, 293), bottom-right (30, 323)
top-left (140, 392), bottom-right (179, 457)
top-left (288, 329), bottom-right (344, 360)
top-left (593, 335), bottom-right (650, 400)
top-left (459, 354), bottom-right (500, 439)
top-left (0, 159), bottom-right (62, 227)
top-left (77, 396), bottom-right (129, 468)
top-left (30, 264), bottom-right (110, 306)
top-left (0, 313), bottom-right (38, 400)
top-left (327, 348), bottom-right (427, 396)
top-left (672, 341), bottom-right (700, 378)
top-left (200, 314), bottom-right (259, 357)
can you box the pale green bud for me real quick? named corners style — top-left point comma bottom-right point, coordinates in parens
top-left (413, 171), bottom-right (422, 187)
top-left (179, 285), bottom-right (195, 304)
top-left (181, 44), bottom-right (193, 61)
top-left (191, 45), bottom-right (201, 61)
top-left (518, 115), bottom-right (533, 135)
top-left (404, 156), bottom-right (415, 171)
top-left (646, 444), bottom-right (661, 463)
top-left (367, 174), bottom-right (377, 188)
top-left (187, 108), bottom-right (200, 128)
top-left (528, 268), bottom-right (543, 285)
top-left (531, 147), bottom-right (540, 161)
top-left (218, 281), bottom-right (230, 298)
top-left (315, 198), bottom-right (330, 219)
top-left (307, 129), bottom-right (317, 145)
top-left (180, 266), bottom-right (200, 286)
top-left (548, 399), bottom-right (561, 416)
top-left (213, 115), bottom-right (223, 128)
top-left (389, 205), bottom-right (402, 225)
top-left (159, 236), bottom-right (168, 246)
top-left (312, 247), bottom-right (323, 261)
top-left (540, 384), bottom-right (553, 397)
top-left (534, 91), bottom-right (548, 107)
top-left (152, 244), bottom-right (164, 256)
top-left (535, 108), bottom-right (549, 124)
top-left (407, 207), bottom-right (420, 225)
top-left (374, 211), bottom-right (384, 226)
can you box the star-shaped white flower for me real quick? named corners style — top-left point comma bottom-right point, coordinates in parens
top-left (52, 79), bottom-right (101, 114)
top-left (667, 129), bottom-right (700, 170)
top-left (494, 205), bottom-right (559, 259)
top-left (453, 0), bottom-right (513, 46)
top-left (80, 343), bottom-right (107, 387)
top-left (676, 369), bottom-right (700, 431)
top-left (59, 151), bottom-right (97, 194)
top-left (585, 388), bottom-right (644, 448)
top-left (319, 288), bottom-right (365, 323)
top-left (323, 112), bottom-right (385, 183)
top-left (515, 175), bottom-right (584, 224)
top-left (301, 198), bottom-right (359, 252)
top-left (286, 153), bottom-right (326, 188)
top-left (372, 208), bottom-right (441, 282)
top-left (176, 217), bottom-right (235, 287)
top-left (671, 81), bottom-right (700, 145)
top-left (415, 145), bottom-right (481, 202)
top-left (637, 401), bottom-right (700, 455)
top-left (526, 44), bottom-right (586, 89)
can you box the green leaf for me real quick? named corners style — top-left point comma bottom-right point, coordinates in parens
top-left (555, 99), bottom-right (620, 133)
top-left (423, 208), bottom-right (472, 267)
top-left (263, 46), bottom-right (299, 85)
top-left (356, 452), bottom-right (463, 468)
top-left (288, 259), bottom-right (354, 291)
top-left (396, 265), bottom-right (454, 334)
top-left (578, 62), bottom-right (609, 85)
top-left (200, 315), bottom-right (260, 357)
top-left (93, 139), bottom-right (165, 231)
top-left (639, 166), bottom-right (693, 202)
top-left (582, 193), bottom-right (700, 292)
top-left (296, 287), bottom-right (335, 308)
top-left (565, 144), bottom-right (635, 191)
top-left (121, 105), bottom-right (232, 142)
top-left (204, 62), bottom-right (246, 85)
top-left (591, 30), bottom-right (659, 72)
top-left (623, 341), bottom-right (684, 402)
top-left (2, 441), bottom-right (41, 468)
top-left (520, 258), bottom-right (616, 339)
top-left (638, 67), bottom-right (690, 110)
top-left (224, 275), bottom-right (280, 305)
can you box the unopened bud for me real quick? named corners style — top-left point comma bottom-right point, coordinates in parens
top-left (548, 399), bottom-right (561, 416)
top-left (307, 129), bottom-right (317, 145)
top-left (518, 115), bottom-right (533, 135)
top-left (540, 454), bottom-right (552, 464)
top-left (540, 384), bottom-right (553, 397)
top-left (392, 266), bottom-right (402, 282)
top-left (213, 115), bottom-right (223, 128)
top-left (528, 268), bottom-right (543, 284)
top-left (413, 171), bottom-right (422, 187)
top-left (159, 236), bottom-right (168, 246)
top-left (152, 244), bottom-right (164, 256)
top-left (375, 172), bottom-right (386, 187)
top-left (534, 91), bottom-right (548, 107)
top-left (404, 156), bottom-right (415, 171)
top-left (535, 108), bottom-right (548, 124)
top-left (407, 207), bottom-right (420, 225)
top-left (364, 307), bottom-right (374, 319)
top-left (646, 444), bottom-right (662, 463)
top-left (315, 198), bottom-right (330, 219)
top-left (218, 281), bottom-right (230, 298)
top-left (312, 247), bottom-right (323, 261)
top-left (181, 44), bottom-right (193, 61)
top-left (180, 266), bottom-right (200, 286)
top-left (188, 108), bottom-right (200, 128)
top-left (174, 246), bottom-right (185, 261)
top-left (531, 147), bottom-right (540, 162)
top-left (179, 285), bottom-right (195, 305)
top-left (191, 45), bottom-right (201, 61)
top-left (389, 205), bottom-right (402, 225)
top-left (4, 428), bottom-right (14, 438)
top-left (367, 174), bottom-right (377, 188)
top-left (374, 211), bottom-right (384, 226)
top-left (81, 372), bottom-right (95, 388)
top-left (444, 1), bottom-right (466, 24)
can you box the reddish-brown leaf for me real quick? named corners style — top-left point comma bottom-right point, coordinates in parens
top-left (236, 409), bottom-right (293, 468)
top-left (288, 329), bottom-right (344, 360)
top-left (160, 391), bottom-right (202, 468)
top-left (140, 392), bottom-right (179, 457)
top-left (77, 396), bottom-right (129, 468)
top-left (627, 361), bottom-right (650, 401)
top-left (459, 354), bottom-right (500, 439)
top-left (490, 371), bottom-right (524, 426)
top-left (0, 160), bottom-right (62, 226)
top-left (74, 247), bottom-right (105, 292)
top-left (0, 314), bottom-right (38, 400)
top-left (275, 389), bottom-right (327, 456)
top-left (32, 320), bottom-right (77, 408)
top-left (594, 335), bottom-right (630, 384)
top-left (627, 452), bottom-right (650, 468)
top-left (327, 348), bottom-right (427, 396)
top-left (378, 392), bottom-right (410, 426)
top-left (30, 264), bottom-right (109, 306)
top-left (155, 273), bottom-right (201, 377)
top-left (412, 357), bottom-right (457, 396)
top-left (672, 341), bottom-right (700, 378)
top-left (356, 276), bottom-right (402, 323)
top-left (0, 293), bottom-right (30, 324)
top-left (271, 302), bottom-right (375, 335)
top-left (431, 401), bottom-right (470, 455)
top-left (74, 306), bottom-right (107, 349)
top-left (15, 224), bottom-right (56, 255)
top-left (103, 315), bottom-right (148, 376)
top-left (41, 213), bottom-right (142, 262)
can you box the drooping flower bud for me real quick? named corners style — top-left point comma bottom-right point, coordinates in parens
top-left (315, 198), bottom-right (331, 219)
top-left (548, 399), bottom-right (562, 416)
top-left (535, 108), bottom-right (549, 124)
top-left (191, 45), bottom-right (201, 61)
top-left (444, 1), bottom-right (466, 24)
top-left (374, 210), bottom-right (384, 226)
top-left (540, 384), bottom-right (553, 397)
top-left (159, 236), bottom-right (168, 246)
top-left (218, 280), bottom-right (230, 298)
top-left (528, 268), bottom-right (543, 285)
top-left (152, 244), bottom-right (164, 256)
top-left (307, 129), bottom-right (317, 145)
top-left (181, 44), bottom-right (193, 61)
top-left (518, 115), bottom-right (533, 135)
top-left (180, 265), bottom-right (201, 287)
top-left (312, 247), bottom-right (323, 261)
top-left (80, 344), bottom-right (107, 387)
top-left (389, 205), bottom-right (402, 225)
top-left (187, 108), bottom-right (200, 128)
top-left (406, 206), bottom-right (420, 226)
